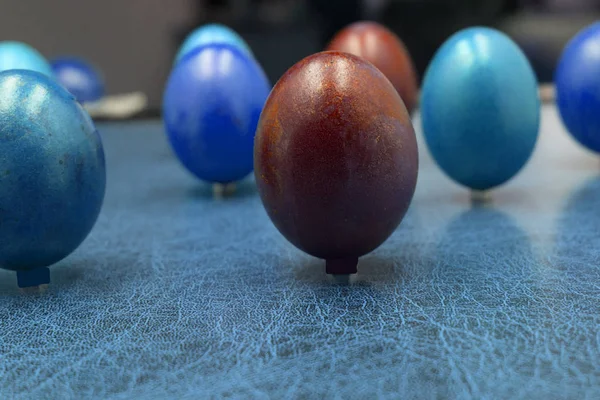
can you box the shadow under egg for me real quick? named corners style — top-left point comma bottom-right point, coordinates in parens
top-left (0, 270), bottom-right (22, 295)
top-left (293, 246), bottom-right (427, 286)
top-left (426, 207), bottom-right (557, 330)
top-left (435, 206), bottom-right (534, 279)
top-left (555, 176), bottom-right (600, 265)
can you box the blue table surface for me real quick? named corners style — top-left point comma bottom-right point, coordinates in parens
top-left (1, 106), bottom-right (599, 399)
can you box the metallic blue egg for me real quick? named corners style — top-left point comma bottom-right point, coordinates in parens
top-left (0, 41), bottom-right (53, 77)
top-left (555, 22), bottom-right (600, 153)
top-left (421, 27), bottom-right (540, 191)
top-left (51, 57), bottom-right (105, 103)
top-left (175, 23), bottom-right (252, 64)
top-left (0, 70), bottom-right (106, 287)
top-left (163, 43), bottom-right (271, 184)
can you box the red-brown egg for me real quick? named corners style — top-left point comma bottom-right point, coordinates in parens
top-left (326, 21), bottom-right (419, 113)
top-left (254, 51), bottom-right (418, 274)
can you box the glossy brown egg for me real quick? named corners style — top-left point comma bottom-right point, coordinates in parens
top-left (326, 21), bottom-right (419, 113)
top-left (254, 51), bottom-right (418, 275)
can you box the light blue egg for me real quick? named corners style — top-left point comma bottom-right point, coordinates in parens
top-left (421, 27), bottom-right (540, 191)
top-left (175, 23), bottom-right (252, 64)
top-left (0, 41), bottom-right (53, 76)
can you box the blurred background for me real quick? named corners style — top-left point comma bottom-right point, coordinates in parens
top-left (1, 0), bottom-right (598, 111)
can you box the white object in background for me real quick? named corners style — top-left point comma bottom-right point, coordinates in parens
top-left (84, 92), bottom-right (148, 119)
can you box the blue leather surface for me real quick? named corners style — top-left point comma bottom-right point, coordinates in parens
top-left (1, 106), bottom-right (599, 399)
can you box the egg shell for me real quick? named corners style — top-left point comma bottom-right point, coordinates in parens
top-left (555, 22), bottom-right (600, 153)
top-left (0, 41), bottom-right (53, 77)
top-left (175, 24), bottom-right (252, 64)
top-left (163, 43), bottom-right (271, 184)
top-left (52, 57), bottom-right (105, 103)
top-left (0, 70), bottom-right (106, 286)
top-left (421, 27), bottom-right (540, 191)
top-left (326, 21), bottom-right (419, 114)
top-left (254, 51), bottom-right (418, 273)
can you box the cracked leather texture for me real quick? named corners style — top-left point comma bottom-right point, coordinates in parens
top-left (1, 107), bottom-right (599, 399)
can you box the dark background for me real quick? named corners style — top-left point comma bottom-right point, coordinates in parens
top-left (0, 0), bottom-right (598, 109)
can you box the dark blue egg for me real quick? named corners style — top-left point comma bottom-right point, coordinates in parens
top-left (556, 22), bottom-right (600, 153)
top-left (163, 44), bottom-right (271, 184)
top-left (421, 27), bottom-right (540, 191)
top-left (175, 23), bottom-right (252, 64)
top-left (0, 70), bottom-right (106, 287)
top-left (51, 57), bottom-right (105, 103)
top-left (0, 41), bottom-right (53, 77)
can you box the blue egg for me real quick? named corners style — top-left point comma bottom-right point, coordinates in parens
top-left (0, 41), bottom-right (53, 77)
top-left (555, 22), bottom-right (600, 153)
top-left (163, 44), bottom-right (270, 184)
top-left (0, 70), bottom-right (106, 287)
top-left (421, 27), bottom-right (540, 191)
top-left (52, 57), bottom-right (105, 103)
top-left (175, 23), bottom-right (252, 64)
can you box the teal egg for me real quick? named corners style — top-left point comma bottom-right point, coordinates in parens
top-left (0, 70), bottom-right (106, 287)
top-left (420, 27), bottom-right (540, 191)
top-left (0, 41), bottom-right (53, 77)
top-left (175, 23), bottom-right (252, 64)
